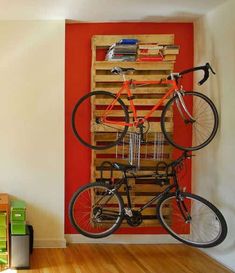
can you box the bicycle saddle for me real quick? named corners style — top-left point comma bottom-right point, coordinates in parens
top-left (112, 162), bottom-right (136, 172)
top-left (111, 67), bottom-right (136, 75)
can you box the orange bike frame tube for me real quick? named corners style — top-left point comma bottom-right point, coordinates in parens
top-left (103, 79), bottom-right (178, 127)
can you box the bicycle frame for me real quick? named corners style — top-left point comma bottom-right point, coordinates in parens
top-left (102, 78), bottom-right (178, 127)
top-left (112, 167), bottom-right (179, 214)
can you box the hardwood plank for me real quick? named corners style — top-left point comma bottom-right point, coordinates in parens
top-left (94, 158), bottom-right (172, 167)
top-left (92, 122), bottom-right (172, 132)
top-left (20, 244), bottom-right (233, 273)
top-left (94, 145), bottom-right (172, 155)
top-left (94, 61), bottom-right (174, 71)
top-left (94, 86), bottom-right (170, 94)
top-left (95, 74), bottom-right (168, 82)
top-left (94, 97), bottom-right (169, 105)
top-left (93, 34), bottom-right (175, 46)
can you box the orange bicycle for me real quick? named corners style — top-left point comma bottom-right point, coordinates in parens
top-left (72, 63), bottom-right (218, 151)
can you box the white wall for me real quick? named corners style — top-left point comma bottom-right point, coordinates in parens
top-left (0, 21), bottom-right (65, 247)
top-left (194, 0), bottom-right (235, 270)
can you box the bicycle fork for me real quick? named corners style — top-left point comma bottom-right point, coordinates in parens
top-left (175, 90), bottom-right (196, 124)
top-left (176, 192), bottom-right (192, 223)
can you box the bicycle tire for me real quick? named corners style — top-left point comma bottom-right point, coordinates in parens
top-left (69, 182), bottom-right (124, 238)
top-left (161, 91), bottom-right (219, 151)
top-left (72, 91), bottom-right (129, 150)
top-left (157, 192), bottom-right (227, 248)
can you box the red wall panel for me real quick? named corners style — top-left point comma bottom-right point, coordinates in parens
top-left (65, 22), bottom-right (194, 234)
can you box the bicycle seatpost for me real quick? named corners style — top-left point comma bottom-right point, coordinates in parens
top-left (122, 73), bottom-right (127, 81)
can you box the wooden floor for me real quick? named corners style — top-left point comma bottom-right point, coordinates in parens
top-left (7, 244), bottom-right (233, 273)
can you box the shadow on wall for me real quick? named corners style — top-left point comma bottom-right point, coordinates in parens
top-left (194, 16), bottom-right (235, 256)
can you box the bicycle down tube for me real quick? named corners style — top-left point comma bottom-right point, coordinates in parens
top-left (102, 79), bottom-right (177, 127)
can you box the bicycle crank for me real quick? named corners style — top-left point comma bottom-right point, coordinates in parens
top-left (126, 210), bottom-right (143, 227)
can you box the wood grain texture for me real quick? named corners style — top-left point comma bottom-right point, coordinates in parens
top-left (18, 244), bottom-right (233, 273)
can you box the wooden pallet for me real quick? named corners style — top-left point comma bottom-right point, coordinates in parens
top-left (91, 34), bottom-right (179, 227)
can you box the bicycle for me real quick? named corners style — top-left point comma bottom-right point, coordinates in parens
top-left (72, 63), bottom-right (219, 151)
top-left (69, 151), bottom-right (227, 248)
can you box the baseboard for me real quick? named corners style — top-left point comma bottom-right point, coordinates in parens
top-left (65, 234), bottom-right (178, 244)
top-left (34, 238), bottom-right (67, 248)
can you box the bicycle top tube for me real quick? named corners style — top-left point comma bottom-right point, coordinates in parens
top-left (111, 63), bottom-right (215, 86)
top-left (111, 66), bottom-right (177, 86)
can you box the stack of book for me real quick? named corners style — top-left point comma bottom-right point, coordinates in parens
top-left (162, 45), bottom-right (180, 55)
top-left (162, 45), bottom-right (180, 61)
top-left (136, 43), bottom-right (164, 62)
top-left (105, 39), bottom-right (138, 62)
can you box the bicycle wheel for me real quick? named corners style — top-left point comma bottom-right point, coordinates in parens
top-left (157, 192), bottom-right (227, 248)
top-left (161, 91), bottom-right (219, 151)
top-left (69, 182), bottom-right (124, 238)
top-left (72, 91), bottom-right (129, 150)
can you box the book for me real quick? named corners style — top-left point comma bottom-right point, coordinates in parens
top-left (138, 48), bottom-right (161, 55)
top-left (105, 43), bottom-right (137, 61)
top-left (118, 39), bottom-right (139, 45)
top-left (163, 45), bottom-right (180, 55)
top-left (138, 43), bottom-right (162, 50)
top-left (136, 56), bottom-right (163, 62)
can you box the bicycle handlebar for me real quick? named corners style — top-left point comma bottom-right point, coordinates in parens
top-left (179, 62), bottom-right (216, 86)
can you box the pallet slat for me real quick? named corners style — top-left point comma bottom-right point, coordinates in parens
top-left (94, 61), bottom-right (174, 71)
top-left (92, 34), bottom-right (174, 47)
top-left (95, 74), bottom-right (168, 82)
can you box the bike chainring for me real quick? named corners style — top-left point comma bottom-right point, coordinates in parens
top-left (126, 210), bottom-right (143, 227)
top-left (135, 118), bottom-right (150, 134)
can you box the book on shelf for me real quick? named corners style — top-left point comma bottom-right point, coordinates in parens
top-left (138, 48), bottom-right (162, 55)
top-left (163, 55), bottom-right (177, 61)
top-left (163, 45), bottom-right (180, 55)
top-left (138, 43), bottom-right (163, 50)
top-left (105, 42), bottom-right (137, 61)
top-left (136, 55), bottom-right (163, 62)
top-left (118, 39), bottom-right (139, 45)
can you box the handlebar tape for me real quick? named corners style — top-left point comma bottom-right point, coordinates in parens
top-left (179, 63), bottom-right (216, 86)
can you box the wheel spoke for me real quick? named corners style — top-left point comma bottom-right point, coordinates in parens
top-left (69, 183), bottom-right (123, 238)
top-left (72, 91), bottom-right (129, 150)
top-left (158, 193), bottom-right (226, 247)
top-left (161, 92), bottom-right (218, 151)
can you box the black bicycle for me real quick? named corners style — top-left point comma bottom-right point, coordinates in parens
top-left (69, 152), bottom-right (227, 248)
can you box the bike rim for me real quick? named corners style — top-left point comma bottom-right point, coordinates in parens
top-left (162, 92), bottom-right (217, 151)
top-left (159, 195), bottom-right (222, 246)
top-left (72, 91), bottom-right (129, 150)
top-left (71, 185), bottom-right (123, 236)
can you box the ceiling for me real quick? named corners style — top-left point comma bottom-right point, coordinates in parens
top-left (0, 0), bottom-right (228, 21)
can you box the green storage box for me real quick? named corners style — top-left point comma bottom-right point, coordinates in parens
top-left (0, 252), bottom-right (8, 265)
top-left (11, 200), bottom-right (26, 222)
top-left (0, 240), bottom-right (6, 251)
top-left (0, 227), bottom-right (6, 239)
top-left (0, 213), bottom-right (6, 226)
top-left (11, 210), bottom-right (26, 222)
top-left (11, 222), bottom-right (26, 235)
